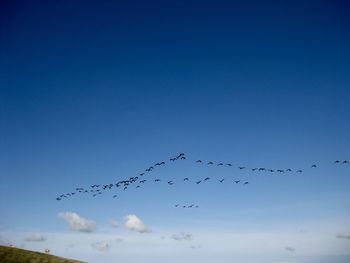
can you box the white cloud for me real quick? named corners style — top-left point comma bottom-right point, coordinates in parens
top-left (285, 246), bottom-right (296, 252)
top-left (92, 241), bottom-right (110, 252)
top-left (24, 233), bottom-right (46, 242)
top-left (336, 233), bottom-right (350, 239)
top-left (110, 219), bottom-right (118, 228)
top-left (171, 232), bottom-right (193, 241)
top-left (124, 214), bottom-right (150, 233)
top-left (190, 244), bottom-right (202, 249)
top-left (58, 212), bottom-right (96, 233)
top-left (115, 237), bottom-right (123, 243)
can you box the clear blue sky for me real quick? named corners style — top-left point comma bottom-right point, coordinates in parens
top-left (1, 1), bottom-right (350, 262)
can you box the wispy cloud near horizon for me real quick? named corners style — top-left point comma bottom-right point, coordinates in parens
top-left (58, 212), bottom-right (96, 233)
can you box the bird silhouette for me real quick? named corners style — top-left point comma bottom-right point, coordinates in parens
top-left (238, 166), bottom-right (246, 170)
top-left (343, 160), bottom-right (349, 164)
top-left (234, 180), bottom-right (240, 184)
top-left (334, 160), bottom-right (340, 163)
top-left (219, 179), bottom-right (225, 183)
top-left (311, 164), bottom-right (317, 168)
top-left (196, 160), bottom-right (202, 163)
top-left (168, 181), bottom-right (174, 185)
top-left (217, 163), bottom-right (223, 166)
top-left (226, 163), bottom-right (232, 166)
top-left (155, 179), bottom-right (161, 182)
top-left (296, 170), bottom-right (303, 173)
top-left (175, 204), bottom-right (179, 207)
top-left (204, 177), bottom-right (210, 181)
top-left (184, 178), bottom-right (189, 181)
top-left (196, 180), bottom-right (202, 184)
top-left (243, 182), bottom-right (249, 185)
top-left (113, 195), bottom-right (118, 198)
top-left (207, 161), bottom-right (214, 165)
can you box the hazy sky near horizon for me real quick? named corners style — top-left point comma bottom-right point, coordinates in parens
top-left (1, 1), bottom-right (350, 262)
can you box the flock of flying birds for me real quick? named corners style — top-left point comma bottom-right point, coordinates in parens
top-left (56, 153), bottom-right (349, 208)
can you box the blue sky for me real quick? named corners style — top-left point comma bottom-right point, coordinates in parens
top-left (1, 1), bottom-right (350, 262)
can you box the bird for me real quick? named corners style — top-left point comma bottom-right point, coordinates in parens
top-left (184, 178), bottom-right (189, 181)
top-left (286, 169), bottom-right (292, 172)
top-left (175, 204), bottom-right (179, 207)
top-left (168, 181), bottom-right (174, 185)
top-left (268, 169), bottom-right (275, 172)
top-left (217, 163), bottom-right (223, 166)
top-left (196, 160), bottom-right (202, 163)
top-left (334, 160), bottom-right (340, 164)
top-left (296, 170), bottom-right (303, 173)
top-left (311, 164), bottom-right (317, 168)
top-left (180, 156), bottom-right (186, 160)
top-left (277, 169), bottom-right (284, 173)
top-left (155, 179), bottom-right (161, 182)
top-left (252, 168), bottom-right (258, 171)
top-left (170, 158), bottom-right (176, 161)
top-left (343, 160), bottom-right (349, 164)
top-left (56, 197), bottom-right (61, 201)
top-left (219, 179), bottom-right (225, 183)
top-left (136, 185), bottom-right (140, 188)
top-left (139, 173), bottom-right (145, 176)
top-left (204, 177), bottom-right (210, 181)
top-left (238, 166), bottom-right (245, 170)
top-left (207, 161), bottom-right (214, 165)
top-left (140, 180), bottom-right (146, 183)
top-left (259, 168), bottom-right (266, 171)
top-left (226, 163), bottom-right (232, 166)
top-left (188, 204), bottom-right (194, 208)
top-left (243, 182), bottom-right (249, 185)
top-left (234, 180), bottom-right (240, 184)
top-left (196, 180), bottom-right (202, 184)
top-left (183, 205), bottom-right (187, 208)
top-left (113, 195), bottom-right (118, 198)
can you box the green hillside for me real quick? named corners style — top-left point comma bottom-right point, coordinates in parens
top-left (0, 246), bottom-right (86, 263)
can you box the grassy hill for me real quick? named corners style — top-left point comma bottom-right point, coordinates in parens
top-left (0, 246), bottom-right (86, 263)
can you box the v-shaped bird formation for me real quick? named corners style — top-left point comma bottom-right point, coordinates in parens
top-left (56, 153), bottom-right (349, 207)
